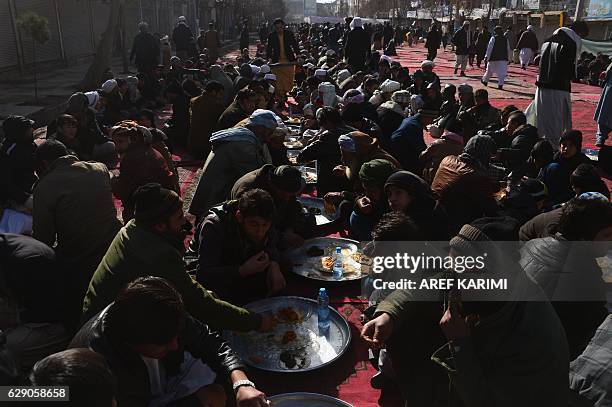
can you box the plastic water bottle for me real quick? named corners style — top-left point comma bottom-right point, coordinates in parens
top-left (317, 288), bottom-right (330, 333)
top-left (332, 246), bottom-right (344, 280)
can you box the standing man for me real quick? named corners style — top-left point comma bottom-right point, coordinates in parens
top-left (475, 25), bottom-right (491, 68)
top-left (481, 26), bottom-right (511, 90)
top-left (240, 20), bottom-right (250, 52)
top-left (345, 17), bottom-right (371, 72)
top-left (130, 22), bottom-right (159, 73)
top-left (266, 19), bottom-right (300, 100)
top-left (525, 21), bottom-right (589, 148)
top-left (594, 62), bottom-right (612, 147)
top-left (504, 26), bottom-right (517, 63)
top-left (516, 25), bottom-right (539, 69)
top-left (425, 24), bottom-right (442, 61)
top-left (172, 16), bottom-right (195, 60)
top-left (203, 22), bottom-right (221, 62)
top-left (452, 21), bottom-right (472, 77)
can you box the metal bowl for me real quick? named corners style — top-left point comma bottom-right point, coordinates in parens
top-left (297, 196), bottom-right (336, 225)
top-left (268, 393), bottom-right (353, 406)
top-left (224, 296), bottom-right (351, 373)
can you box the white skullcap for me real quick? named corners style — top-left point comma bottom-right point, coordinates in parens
top-left (84, 91), bottom-right (100, 108)
top-left (264, 73), bottom-right (277, 81)
top-left (260, 64), bottom-right (271, 74)
top-left (250, 65), bottom-right (261, 75)
top-left (101, 79), bottom-right (118, 94)
top-left (380, 79), bottom-right (401, 93)
top-left (314, 69), bottom-right (327, 77)
top-left (421, 60), bottom-right (435, 68)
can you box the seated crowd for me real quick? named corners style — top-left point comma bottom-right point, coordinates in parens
top-left (0, 16), bottom-right (611, 407)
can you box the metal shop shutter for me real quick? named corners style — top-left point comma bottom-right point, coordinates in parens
top-left (0, 0), bottom-right (19, 70)
top-left (91, 0), bottom-right (111, 49)
top-left (59, 0), bottom-right (93, 58)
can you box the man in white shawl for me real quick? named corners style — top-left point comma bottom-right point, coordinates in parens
top-left (525, 21), bottom-right (589, 149)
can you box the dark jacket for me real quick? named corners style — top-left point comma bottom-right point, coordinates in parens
top-left (193, 200), bottom-right (279, 304)
top-left (539, 152), bottom-right (592, 205)
top-left (344, 27), bottom-right (371, 69)
top-left (536, 29), bottom-right (579, 92)
top-left (266, 30), bottom-right (300, 63)
top-left (130, 32), bottom-right (160, 71)
top-left (81, 219), bottom-right (261, 331)
top-left (516, 29), bottom-right (539, 51)
top-left (468, 102), bottom-right (501, 131)
top-left (390, 115), bottom-right (427, 174)
top-left (376, 103), bottom-right (405, 151)
top-left (499, 124), bottom-right (540, 171)
top-left (297, 125), bottom-right (353, 196)
top-left (0, 233), bottom-right (65, 324)
top-left (0, 141), bottom-right (36, 205)
top-left (425, 29), bottom-right (441, 50)
top-left (520, 236), bottom-right (609, 358)
top-left (476, 31), bottom-right (491, 55)
top-left (489, 35), bottom-right (509, 61)
top-left (420, 133), bottom-right (464, 184)
top-left (451, 28), bottom-right (471, 55)
top-left (217, 100), bottom-right (248, 131)
top-left (189, 91), bottom-right (226, 157)
top-left (172, 23), bottom-right (194, 52)
top-left (71, 306), bottom-right (244, 407)
top-left (230, 164), bottom-right (314, 239)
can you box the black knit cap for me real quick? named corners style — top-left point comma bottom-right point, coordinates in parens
top-left (2, 115), bottom-right (34, 142)
top-left (133, 183), bottom-right (181, 223)
top-left (450, 216), bottom-right (520, 258)
top-left (270, 165), bottom-right (305, 193)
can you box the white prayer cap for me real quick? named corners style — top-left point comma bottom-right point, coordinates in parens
top-left (314, 69), bottom-right (327, 78)
top-left (101, 79), bottom-right (118, 94)
top-left (250, 65), bottom-right (261, 75)
top-left (260, 64), bottom-right (271, 74)
top-left (84, 91), bottom-right (100, 108)
top-left (264, 73), bottom-right (277, 81)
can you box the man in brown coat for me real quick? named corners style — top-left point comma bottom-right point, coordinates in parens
top-left (33, 140), bottom-right (122, 326)
top-left (188, 81), bottom-right (226, 158)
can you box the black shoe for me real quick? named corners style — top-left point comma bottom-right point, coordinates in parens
top-left (521, 65), bottom-right (526, 70)
top-left (370, 372), bottom-right (392, 390)
top-left (481, 80), bottom-right (488, 86)
top-left (460, 71), bottom-right (466, 77)
top-left (498, 85), bottom-right (503, 90)
top-left (454, 67), bottom-right (458, 75)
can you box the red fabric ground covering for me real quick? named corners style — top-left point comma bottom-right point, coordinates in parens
top-left (396, 45), bottom-right (602, 148)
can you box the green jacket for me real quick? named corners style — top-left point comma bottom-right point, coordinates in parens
top-left (82, 219), bottom-right (261, 331)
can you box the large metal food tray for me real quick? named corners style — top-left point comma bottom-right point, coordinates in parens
top-left (297, 196), bottom-right (336, 225)
top-left (298, 166), bottom-right (317, 185)
top-left (286, 237), bottom-right (369, 282)
top-left (268, 393), bottom-right (353, 406)
top-left (224, 296), bottom-right (351, 373)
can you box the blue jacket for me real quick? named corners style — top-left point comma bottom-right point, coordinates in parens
top-left (390, 115), bottom-right (426, 173)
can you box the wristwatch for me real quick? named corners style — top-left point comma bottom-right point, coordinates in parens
top-left (233, 379), bottom-right (255, 393)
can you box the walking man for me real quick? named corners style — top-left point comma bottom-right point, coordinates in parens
top-left (452, 21), bottom-right (472, 77)
top-left (481, 26), bottom-right (511, 90)
top-left (516, 25), bottom-right (539, 69)
top-left (525, 21), bottom-right (589, 148)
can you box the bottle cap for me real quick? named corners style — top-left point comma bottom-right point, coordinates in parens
top-left (319, 287), bottom-right (326, 294)
top-left (335, 246), bottom-right (341, 253)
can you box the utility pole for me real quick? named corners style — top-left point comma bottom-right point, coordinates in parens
top-left (574, 0), bottom-right (586, 20)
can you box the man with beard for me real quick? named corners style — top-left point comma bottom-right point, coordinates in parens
top-left (81, 183), bottom-right (272, 333)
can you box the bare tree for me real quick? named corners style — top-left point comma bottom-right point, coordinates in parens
top-left (79, 0), bottom-right (123, 90)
